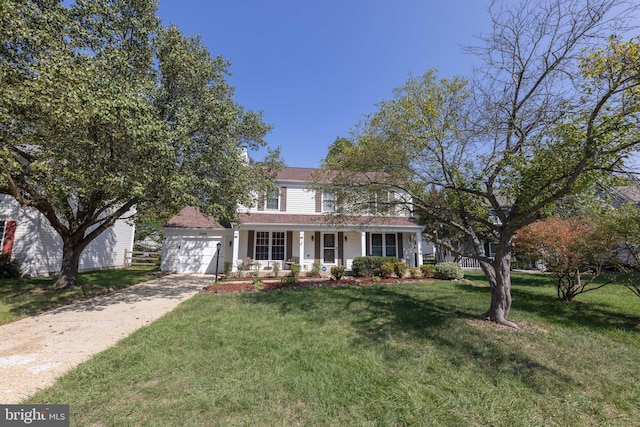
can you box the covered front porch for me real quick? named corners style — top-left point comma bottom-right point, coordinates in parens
top-left (229, 227), bottom-right (424, 273)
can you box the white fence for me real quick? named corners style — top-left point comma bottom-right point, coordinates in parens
top-left (459, 257), bottom-right (484, 270)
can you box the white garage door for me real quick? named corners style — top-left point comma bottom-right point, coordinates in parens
top-left (177, 238), bottom-right (224, 274)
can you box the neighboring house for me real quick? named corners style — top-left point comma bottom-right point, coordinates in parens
top-left (161, 167), bottom-right (424, 275)
top-left (612, 185), bottom-right (640, 209)
top-left (0, 194), bottom-right (135, 276)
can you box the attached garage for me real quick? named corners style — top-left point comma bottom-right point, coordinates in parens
top-left (176, 237), bottom-right (224, 274)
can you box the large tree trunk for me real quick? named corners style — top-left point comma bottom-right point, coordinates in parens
top-left (51, 236), bottom-right (86, 290)
top-left (481, 255), bottom-right (518, 328)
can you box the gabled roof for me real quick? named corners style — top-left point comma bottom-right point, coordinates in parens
top-left (164, 207), bottom-right (227, 229)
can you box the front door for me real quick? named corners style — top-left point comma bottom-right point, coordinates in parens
top-left (323, 233), bottom-right (335, 264)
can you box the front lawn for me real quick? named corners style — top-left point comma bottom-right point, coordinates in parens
top-left (0, 266), bottom-right (159, 325)
top-left (26, 272), bottom-right (640, 426)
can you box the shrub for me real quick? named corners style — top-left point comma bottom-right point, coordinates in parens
top-left (394, 261), bottom-right (408, 278)
top-left (0, 254), bottom-right (20, 279)
top-left (421, 264), bottom-right (435, 278)
top-left (290, 264), bottom-right (301, 277)
top-left (331, 266), bottom-right (345, 280)
top-left (372, 276), bottom-right (381, 282)
top-left (272, 261), bottom-right (280, 277)
top-left (352, 256), bottom-right (399, 277)
top-left (223, 261), bottom-right (233, 277)
top-left (409, 267), bottom-right (421, 279)
top-left (310, 263), bottom-right (321, 277)
top-left (280, 275), bottom-right (297, 286)
top-left (380, 262), bottom-right (395, 278)
top-left (434, 262), bottom-right (464, 280)
top-left (251, 278), bottom-right (264, 290)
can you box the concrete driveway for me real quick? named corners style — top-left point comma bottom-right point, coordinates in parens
top-left (0, 274), bottom-right (212, 404)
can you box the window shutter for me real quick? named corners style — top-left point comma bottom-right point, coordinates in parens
top-left (338, 232), bottom-right (344, 267)
top-left (247, 230), bottom-right (255, 258)
top-left (397, 233), bottom-right (404, 260)
top-left (280, 187), bottom-right (287, 212)
top-left (286, 231), bottom-right (293, 261)
top-left (314, 231), bottom-right (321, 263)
top-left (315, 191), bottom-right (322, 213)
top-left (1, 220), bottom-right (17, 257)
top-left (257, 192), bottom-right (265, 211)
top-left (366, 232), bottom-right (371, 256)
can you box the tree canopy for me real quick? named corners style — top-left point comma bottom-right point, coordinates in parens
top-left (0, 0), bottom-right (282, 288)
top-left (319, 0), bottom-right (640, 327)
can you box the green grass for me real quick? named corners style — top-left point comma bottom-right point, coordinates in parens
top-left (0, 266), bottom-right (159, 325)
top-left (25, 271), bottom-right (640, 426)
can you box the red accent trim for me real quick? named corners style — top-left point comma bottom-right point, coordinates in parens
top-left (1, 220), bottom-right (17, 257)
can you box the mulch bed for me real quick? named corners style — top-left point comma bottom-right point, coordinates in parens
top-left (203, 276), bottom-right (435, 294)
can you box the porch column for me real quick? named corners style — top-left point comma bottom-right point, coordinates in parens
top-left (360, 231), bottom-right (366, 257)
top-left (415, 232), bottom-right (423, 266)
top-left (232, 228), bottom-right (240, 272)
top-left (299, 231), bottom-right (306, 268)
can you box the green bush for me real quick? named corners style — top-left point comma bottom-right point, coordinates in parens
top-left (380, 262), bottom-right (395, 278)
top-left (394, 261), bottom-right (408, 278)
top-left (272, 261), bottom-right (280, 277)
top-left (409, 267), bottom-right (422, 279)
top-left (290, 264), bottom-right (301, 277)
top-left (330, 266), bottom-right (345, 280)
top-left (223, 261), bottom-right (233, 277)
top-left (352, 256), bottom-right (399, 277)
top-left (421, 264), bottom-right (435, 278)
top-left (310, 263), bottom-right (321, 277)
top-left (0, 254), bottom-right (20, 279)
top-left (279, 275), bottom-right (297, 286)
top-left (251, 278), bottom-right (264, 290)
top-left (434, 262), bottom-right (464, 280)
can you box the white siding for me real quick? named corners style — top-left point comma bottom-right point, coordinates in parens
top-left (342, 232), bottom-right (363, 270)
top-left (0, 194), bottom-right (135, 276)
top-left (284, 186), bottom-right (317, 214)
top-left (161, 229), bottom-right (231, 274)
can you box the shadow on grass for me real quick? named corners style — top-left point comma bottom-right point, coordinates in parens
top-left (241, 283), bottom-right (574, 394)
top-left (455, 281), bottom-right (640, 333)
top-left (0, 268), bottom-right (189, 321)
top-left (511, 288), bottom-right (640, 332)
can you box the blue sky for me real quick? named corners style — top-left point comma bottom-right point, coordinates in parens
top-left (156, 1), bottom-right (492, 168)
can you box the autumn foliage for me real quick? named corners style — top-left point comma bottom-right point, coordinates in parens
top-left (514, 216), bottom-right (614, 301)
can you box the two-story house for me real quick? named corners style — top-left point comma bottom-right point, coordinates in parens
top-left (161, 167), bottom-right (424, 275)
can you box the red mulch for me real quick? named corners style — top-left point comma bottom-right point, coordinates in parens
top-left (203, 277), bottom-right (434, 294)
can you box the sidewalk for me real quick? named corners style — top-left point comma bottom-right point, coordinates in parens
top-left (0, 274), bottom-right (211, 404)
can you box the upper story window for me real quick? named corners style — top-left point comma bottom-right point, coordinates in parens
top-left (322, 192), bottom-right (336, 212)
top-left (370, 190), bottom-right (392, 214)
top-left (266, 189), bottom-right (280, 210)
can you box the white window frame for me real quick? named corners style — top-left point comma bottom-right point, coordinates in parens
top-left (322, 191), bottom-right (336, 213)
top-left (266, 189), bottom-right (280, 210)
top-left (255, 231), bottom-right (285, 261)
top-left (371, 233), bottom-right (397, 257)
